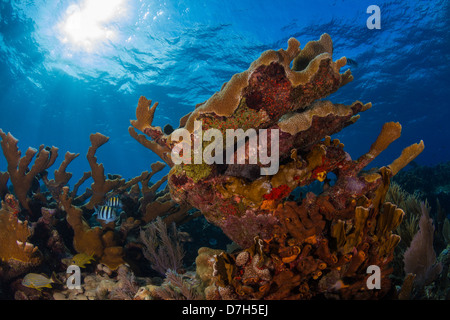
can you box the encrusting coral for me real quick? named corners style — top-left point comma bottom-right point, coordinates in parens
top-left (131, 33), bottom-right (425, 299)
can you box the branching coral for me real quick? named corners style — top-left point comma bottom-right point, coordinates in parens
top-left (84, 133), bottom-right (126, 210)
top-left (0, 129), bottom-right (58, 211)
top-left (129, 97), bottom-right (174, 167)
top-left (131, 34), bottom-right (424, 299)
top-left (41, 151), bottom-right (80, 201)
top-left (0, 128), bottom-right (191, 273)
top-left (60, 185), bottom-right (125, 268)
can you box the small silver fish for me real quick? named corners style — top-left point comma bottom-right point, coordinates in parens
top-left (94, 205), bottom-right (119, 224)
top-left (105, 195), bottom-right (122, 208)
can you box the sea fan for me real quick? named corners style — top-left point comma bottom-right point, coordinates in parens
top-left (154, 269), bottom-right (202, 300)
top-left (139, 217), bottom-right (185, 275)
top-left (403, 202), bottom-right (442, 289)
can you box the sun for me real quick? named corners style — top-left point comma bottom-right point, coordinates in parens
top-left (58, 0), bottom-right (127, 51)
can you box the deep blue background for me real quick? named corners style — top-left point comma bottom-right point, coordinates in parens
top-left (0, 0), bottom-right (448, 186)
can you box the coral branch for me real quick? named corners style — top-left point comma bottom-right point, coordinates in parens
top-left (0, 129), bottom-right (58, 211)
top-left (60, 186), bottom-right (104, 258)
top-left (43, 151), bottom-right (79, 200)
top-left (130, 96), bottom-right (160, 135)
top-left (129, 96), bottom-right (174, 166)
top-left (357, 122), bottom-right (402, 169)
top-left (70, 171), bottom-right (91, 198)
top-left (388, 140), bottom-right (425, 176)
top-left (85, 133), bottom-right (125, 210)
top-left (59, 186), bottom-right (125, 270)
top-left (128, 126), bottom-right (173, 167)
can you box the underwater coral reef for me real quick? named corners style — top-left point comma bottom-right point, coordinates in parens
top-left (0, 34), bottom-right (448, 301)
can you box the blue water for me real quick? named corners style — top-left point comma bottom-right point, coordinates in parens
top-left (0, 0), bottom-right (448, 183)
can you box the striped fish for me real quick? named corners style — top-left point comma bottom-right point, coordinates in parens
top-left (22, 273), bottom-right (56, 291)
top-left (105, 195), bottom-right (122, 209)
top-left (94, 205), bottom-right (119, 224)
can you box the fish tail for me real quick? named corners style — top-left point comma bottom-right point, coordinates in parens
top-left (51, 271), bottom-right (61, 284)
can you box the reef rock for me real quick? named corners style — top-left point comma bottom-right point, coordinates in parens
top-left (131, 34), bottom-right (424, 299)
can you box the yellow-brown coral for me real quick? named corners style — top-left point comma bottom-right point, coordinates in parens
top-left (0, 129), bottom-right (58, 211)
top-left (0, 205), bottom-right (42, 279)
top-left (130, 33), bottom-right (425, 300)
top-left (60, 186), bottom-right (125, 270)
top-left (85, 133), bottom-right (125, 210)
